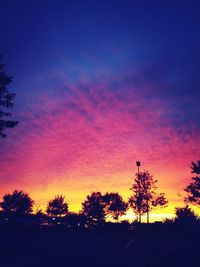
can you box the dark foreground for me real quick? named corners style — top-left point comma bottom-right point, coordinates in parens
top-left (0, 224), bottom-right (199, 267)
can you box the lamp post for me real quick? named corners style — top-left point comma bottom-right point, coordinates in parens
top-left (136, 161), bottom-right (141, 223)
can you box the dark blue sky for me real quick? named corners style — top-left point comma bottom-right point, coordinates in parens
top-left (1, 1), bottom-right (200, 87)
top-left (1, 0), bottom-right (200, 138)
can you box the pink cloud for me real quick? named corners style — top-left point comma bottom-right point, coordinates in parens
top-left (0, 75), bottom-right (199, 215)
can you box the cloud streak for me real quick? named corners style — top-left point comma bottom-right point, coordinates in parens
top-left (0, 72), bottom-right (199, 217)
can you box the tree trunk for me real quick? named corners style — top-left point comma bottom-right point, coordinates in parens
top-left (147, 210), bottom-right (149, 223)
top-left (139, 212), bottom-right (141, 223)
top-left (147, 199), bottom-right (149, 223)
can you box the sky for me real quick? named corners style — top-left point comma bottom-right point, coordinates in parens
top-left (0, 0), bottom-right (200, 221)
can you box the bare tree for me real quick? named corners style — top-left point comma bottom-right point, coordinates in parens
top-left (129, 170), bottom-right (167, 223)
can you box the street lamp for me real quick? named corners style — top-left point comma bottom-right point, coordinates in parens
top-left (136, 161), bottom-right (141, 223)
top-left (136, 161), bottom-right (140, 173)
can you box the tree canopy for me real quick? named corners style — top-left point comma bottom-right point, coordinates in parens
top-left (103, 192), bottom-right (128, 221)
top-left (0, 190), bottom-right (34, 215)
top-left (185, 161), bottom-right (200, 206)
top-left (175, 205), bottom-right (198, 223)
top-left (0, 56), bottom-right (18, 137)
top-left (82, 192), bottom-right (105, 225)
top-left (82, 192), bottom-right (128, 225)
top-left (46, 195), bottom-right (68, 217)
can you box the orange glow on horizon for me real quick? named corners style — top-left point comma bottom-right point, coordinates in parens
top-left (1, 169), bottom-right (199, 222)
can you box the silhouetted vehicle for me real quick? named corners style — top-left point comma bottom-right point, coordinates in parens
top-left (65, 212), bottom-right (87, 229)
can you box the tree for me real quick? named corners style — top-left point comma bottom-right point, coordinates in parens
top-left (175, 205), bottom-right (198, 223)
top-left (46, 195), bottom-right (68, 217)
top-left (82, 192), bottom-right (105, 225)
top-left (0, 56), bottom-right (18, 138)
top-left (129, 170), bottom-right (167, 223)
top-left (0, 190), bottom-right (34, 216)
top-left (185, 161), bottom-right (200, 206)
top-left (103, 192), bottom-right (128, 221)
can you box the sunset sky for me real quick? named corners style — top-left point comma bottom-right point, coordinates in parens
top-left (0, 1), bottom-right (200, 221)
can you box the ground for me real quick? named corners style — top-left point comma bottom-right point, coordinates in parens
top-left (0, 225), bottom-right (198, 267)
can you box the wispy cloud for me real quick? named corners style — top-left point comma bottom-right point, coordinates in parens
top-left (0, 73), bottom-right (199, 214)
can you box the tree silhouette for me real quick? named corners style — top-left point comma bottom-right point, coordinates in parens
top-left (175, 205), bottom-right (198, 223)
top-left (0, 190), bottom-right (34, 216)
top-left (129, 170), bottom-right (167, 223)
top-left (46, 195), bottom-right (68, 217)
top-left (82, 192), bottom-right (105, 225)
top-left (0, 56), bottom-right (18, 138)
top-left (185, 161), bottom-right (200, 206)
top-left (103, 192), bottom-right (128, 221)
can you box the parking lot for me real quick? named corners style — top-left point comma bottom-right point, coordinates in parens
top-left (0, 227), bottom-right (199, 267)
